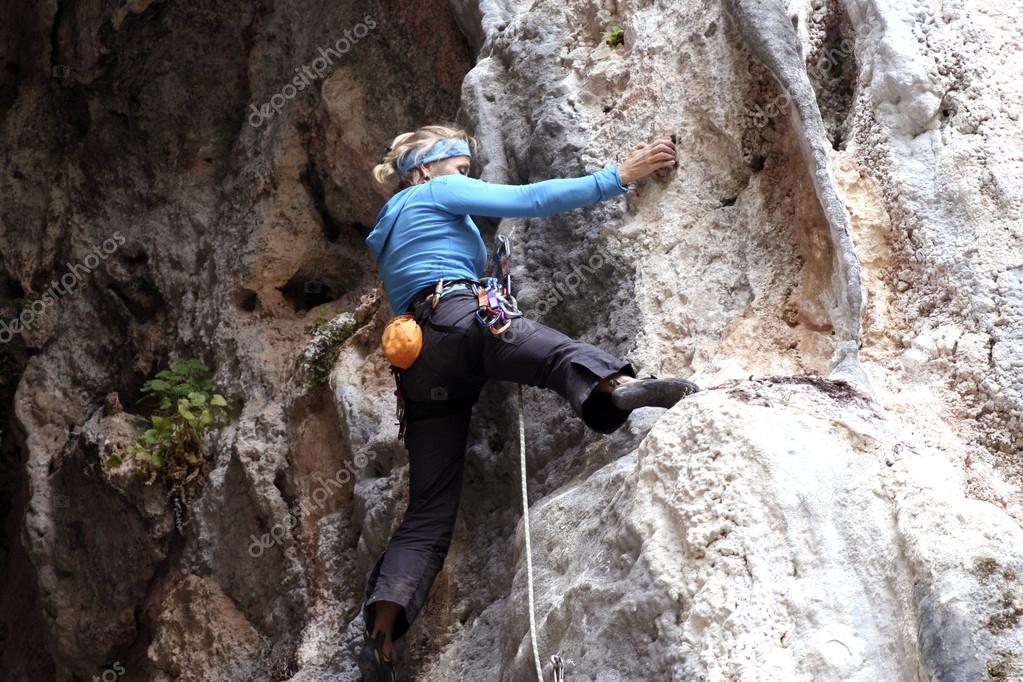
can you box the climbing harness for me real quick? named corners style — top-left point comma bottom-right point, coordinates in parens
top-left (426, 277), bottom-right (475, 310)
top-left (473, 232), bottom-right (523, 335)
top-left (472, 276), bottom-right (521, 334)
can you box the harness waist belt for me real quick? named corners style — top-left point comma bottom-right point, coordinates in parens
top-left (406, 279), bottom-right (479, 312)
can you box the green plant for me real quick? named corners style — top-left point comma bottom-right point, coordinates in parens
top-left (602, 25), bottom-right (625, 48)
top-left (108, 358), bottom-right (231, 531)
top-left (304, 312), bottom-right (329, 335)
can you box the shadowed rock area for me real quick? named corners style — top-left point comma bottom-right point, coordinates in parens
top-left (1, 0), bottom-right (1021, 680)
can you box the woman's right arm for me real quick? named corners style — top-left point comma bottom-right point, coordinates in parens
top-left (427, 137), bottom-right (677, 218)
top-left (427, 164), bottom-right (630, 218)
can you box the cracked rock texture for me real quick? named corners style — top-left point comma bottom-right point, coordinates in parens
top-left (0, 0), bottom-right (1021, 680)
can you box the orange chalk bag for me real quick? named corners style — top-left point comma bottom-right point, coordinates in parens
top-left (381, 314), bottom-right (422, 369)
top-left (381, 313), bottom-right (422, 444)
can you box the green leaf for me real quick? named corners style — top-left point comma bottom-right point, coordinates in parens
top-left (602, 25), bottom-right (624, 47)
top-left (151, 450), bottom-right (165, 469)
top-left (210, 394), bottom-right (227, 407)
top-left (178, 399), bottom-right (196, 421)
top-left (142, 379), bottom-right (172, 394)
top-left (136, 390), bottom-right (161, 405)
top-left (171, 360), bottom-right (191, 376)
top-left (192, 379), bottom-right (213, 393)
top-left (107, 453), bottom-right (123, 467)
top-left (188, 392), bottom-right (206, 406)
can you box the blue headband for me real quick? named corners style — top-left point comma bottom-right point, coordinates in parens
top-left (397, 138), bottom-right (472, 178)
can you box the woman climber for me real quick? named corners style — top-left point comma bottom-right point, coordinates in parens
top-left (356, 123), bottom-right (699, 681)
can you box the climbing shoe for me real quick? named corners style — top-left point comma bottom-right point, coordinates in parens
top-left (610, 374), bottom-right (700, 411)
top-left (357, 630), bottom-right (397, 682)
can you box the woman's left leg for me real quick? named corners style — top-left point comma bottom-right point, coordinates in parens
top-left (480, 314), bottom-right (638, 434)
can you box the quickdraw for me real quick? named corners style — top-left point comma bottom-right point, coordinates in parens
top-left (552, 655), bottom-right (565, 682)
top-left (495, 232), bottom-right (514, 296)
top-left (474, 233), bottom-right (522, 335)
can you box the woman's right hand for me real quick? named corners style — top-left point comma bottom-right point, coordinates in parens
top-left (618, 137), bottom-right (677, 184)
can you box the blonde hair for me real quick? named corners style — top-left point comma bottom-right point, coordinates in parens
top-left (372, 124), bottom-right (478, 191)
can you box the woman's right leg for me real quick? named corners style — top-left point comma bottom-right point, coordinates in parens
top-left (361, 292), bottom-right (486, 652)
top-left (361, 405), bottom-right (475, 650)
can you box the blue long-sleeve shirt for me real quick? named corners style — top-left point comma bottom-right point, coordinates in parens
top-left (365, 164), bottom-right (631, 315)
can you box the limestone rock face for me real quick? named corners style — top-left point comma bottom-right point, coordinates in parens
top-left (0, 0), bottom-right (1020, 680)
top-left (496, 378), bottom-right (1023, 680)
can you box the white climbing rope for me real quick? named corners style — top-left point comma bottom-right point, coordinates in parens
top-left (518, 386), bottom-right (568, 682)
top-left (518, 383), bottom-right (546, 681)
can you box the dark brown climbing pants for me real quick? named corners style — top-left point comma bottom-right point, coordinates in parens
top-left (360, 288), bottom-right (636, 642)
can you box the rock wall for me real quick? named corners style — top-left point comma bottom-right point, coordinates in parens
top-left (0, 0), bottom-right (1020, 680)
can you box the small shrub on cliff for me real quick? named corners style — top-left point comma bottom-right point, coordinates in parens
top-left (107, 358), bottom-right (231, 531)
top-left (301, 314), bottom-right (356, 388)
top-left (602, 25), bottom-right (625, 48)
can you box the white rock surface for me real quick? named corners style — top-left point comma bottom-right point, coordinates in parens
top-left (436, 0), bottom-right (1023, 679)
top-left (497, 379), bottom-right (1023, 680)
